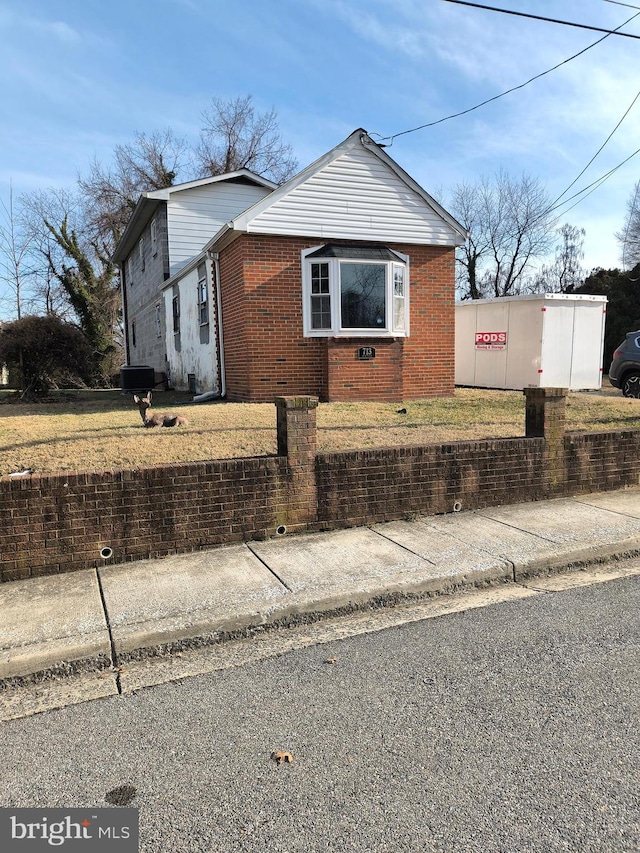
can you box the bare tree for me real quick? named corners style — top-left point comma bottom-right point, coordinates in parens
top-left (451, 171), bottom-right (555, 299)
top-left (616, 180), bottom-right (640, 270)
top-left (20, 188), bottom-right (80, 318)
top-left (0, 183), bottom-right (38, 319)
top-left (532, 223), bottom-right (586, 293)
top-left (21, 188), bottom-right (121, 384)
top-left (195, 95), bottom-right (298, 184)
top-left (78, 129), bottom-right (188, 249)
top-left (450, 177), bottom-right (494, 300)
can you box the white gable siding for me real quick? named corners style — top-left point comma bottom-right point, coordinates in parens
top-left (167, 183), bottom-right (272, 275)
top-left (244, 148), bottom-right (459, 245)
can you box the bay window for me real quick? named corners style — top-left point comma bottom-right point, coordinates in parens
top-left (302, 245), bottom-right (409, 337)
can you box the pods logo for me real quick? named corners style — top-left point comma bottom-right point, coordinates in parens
top-left (475, 331), bottom-right (507, 350)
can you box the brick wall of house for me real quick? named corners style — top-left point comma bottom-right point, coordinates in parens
top-left (402, 244), bottom-right (456, 399)
top-left (218, 235), bottom-right (456, 402)
top-left (325, 338), bottom-right (403, 402)
top-left (219, 235), bottom-right (326, 402)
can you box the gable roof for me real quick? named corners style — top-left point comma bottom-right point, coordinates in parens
top-left (205, 129), bottom-right (468, 253)
top-left (112, 169), bottom-right (277, 263)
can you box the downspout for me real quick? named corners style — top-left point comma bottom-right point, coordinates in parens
top-left (209, 251), bottom-right (226, 398)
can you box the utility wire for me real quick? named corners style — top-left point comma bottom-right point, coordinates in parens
top-left (442, 0), bottom-right (640, 39)
top-left (551, 88), bottom-right (640, 207)
top-left (602, 1), bottom-right (640, 10)
top-left (540, 145), bottom-right (640, 224)
top-left (373, 10), bottom-right (640, 144)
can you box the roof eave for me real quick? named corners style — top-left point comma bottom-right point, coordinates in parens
top-left (112, 196), bottom-right (162, 263)
top-left (112, 169), bottom-right (278, 263)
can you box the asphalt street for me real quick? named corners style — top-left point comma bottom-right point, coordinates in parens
top-left (1, 574), bottom-right (638, 853)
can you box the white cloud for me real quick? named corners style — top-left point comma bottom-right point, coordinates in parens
top-left (31, 18), bottom-right (81, 44)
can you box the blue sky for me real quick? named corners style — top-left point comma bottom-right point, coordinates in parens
top-left (1, 0), bottom-right (639, 297)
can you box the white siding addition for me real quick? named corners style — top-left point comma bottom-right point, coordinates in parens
top-left (167, 182), bottom-right (272, 275)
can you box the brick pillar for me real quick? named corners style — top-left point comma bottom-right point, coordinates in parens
top-left (524, 387), bottom-right (567, 494)
top-left (275, 396), bottom-right (319, 533)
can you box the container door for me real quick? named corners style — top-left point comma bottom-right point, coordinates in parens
top-left (454, 303), bottom-right (478, 386)
top-left (473, 301), bottom-right (510, 388)
top-left (505, 300), bottom-right (545, 389)
top-left (538, 302), bottom-right (575, 387)
top-left (569, 301), bottom-right (605, 389)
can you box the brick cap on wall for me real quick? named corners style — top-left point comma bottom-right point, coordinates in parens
top-left (523, 387), bottom-right (569, 398)
top-left (275, 396), bottom-right (319, 410)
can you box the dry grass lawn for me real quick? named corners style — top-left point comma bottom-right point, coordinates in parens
top-left (1, 386), bottom-right (639, 476)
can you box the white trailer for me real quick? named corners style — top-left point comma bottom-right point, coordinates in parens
top-left (455, 293), bottom-right (607, 390)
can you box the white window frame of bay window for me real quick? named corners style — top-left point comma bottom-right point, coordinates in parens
top-left (301, 246), bottom-right (409, 338)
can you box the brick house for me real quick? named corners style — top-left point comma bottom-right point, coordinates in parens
top-left (114, 129), bottom-right (467, 402)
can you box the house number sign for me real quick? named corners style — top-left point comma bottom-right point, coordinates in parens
top-left (358, 347), bottom-right (376, 360)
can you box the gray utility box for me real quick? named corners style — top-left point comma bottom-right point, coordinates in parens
top-left (120, 365), bottom-right (155, 395)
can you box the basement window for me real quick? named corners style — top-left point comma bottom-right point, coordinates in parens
top-left (301, 244), bottom-right (409, 337)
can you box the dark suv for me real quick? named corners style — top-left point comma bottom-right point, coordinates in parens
top-left (609, 330), bottom-right (640, 397)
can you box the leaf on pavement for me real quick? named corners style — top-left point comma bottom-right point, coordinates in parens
top-left (270, 750), bottom-right (294, 765)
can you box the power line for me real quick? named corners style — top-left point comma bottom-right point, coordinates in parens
top-left (373, 10), bottom-right (640, 144)
top-left (441, 0), bottom-right (640, 39)
top-left (545, 145), bottom-right (640, 221)
top-left (552, 88), bottom-right (640, 207)
top-left (602, 1), bottom-right (640, 10)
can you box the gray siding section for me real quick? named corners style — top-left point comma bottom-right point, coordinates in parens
top-left (124, 206), bottom-right (169, 377)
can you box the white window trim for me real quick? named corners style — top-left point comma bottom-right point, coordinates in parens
top-left (301, 246), bottom-right (410, 338)
top-left (197, 263), bottom-right (209, 326)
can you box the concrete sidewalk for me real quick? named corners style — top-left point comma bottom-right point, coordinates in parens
top-left (3, 488), bottom-right (640, 683)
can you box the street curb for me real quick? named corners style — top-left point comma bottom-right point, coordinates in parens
top-left (3, 540), bottom-right (640, 687)
top-left (511, 538), bottom-right (640, 581)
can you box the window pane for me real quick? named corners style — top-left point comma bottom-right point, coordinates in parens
top-left (311, 262), bottom-right (329, 294)
top-left (340, 263), bottom-right (386, 329)
top-left (311, 294), bottom-right (331, 329)
top-left (394, 266), bottom-right (404, 296)
top-left (393, 296), bottom-right (405, 331)
top-left (172, 296), bottom-right (180, 333)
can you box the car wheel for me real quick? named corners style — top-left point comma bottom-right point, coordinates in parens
top-left (622, 372), bottom-right (640, 398)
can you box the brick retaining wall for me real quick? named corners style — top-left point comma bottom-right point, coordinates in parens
top-left (2, 391), bottom-right (640, 582)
